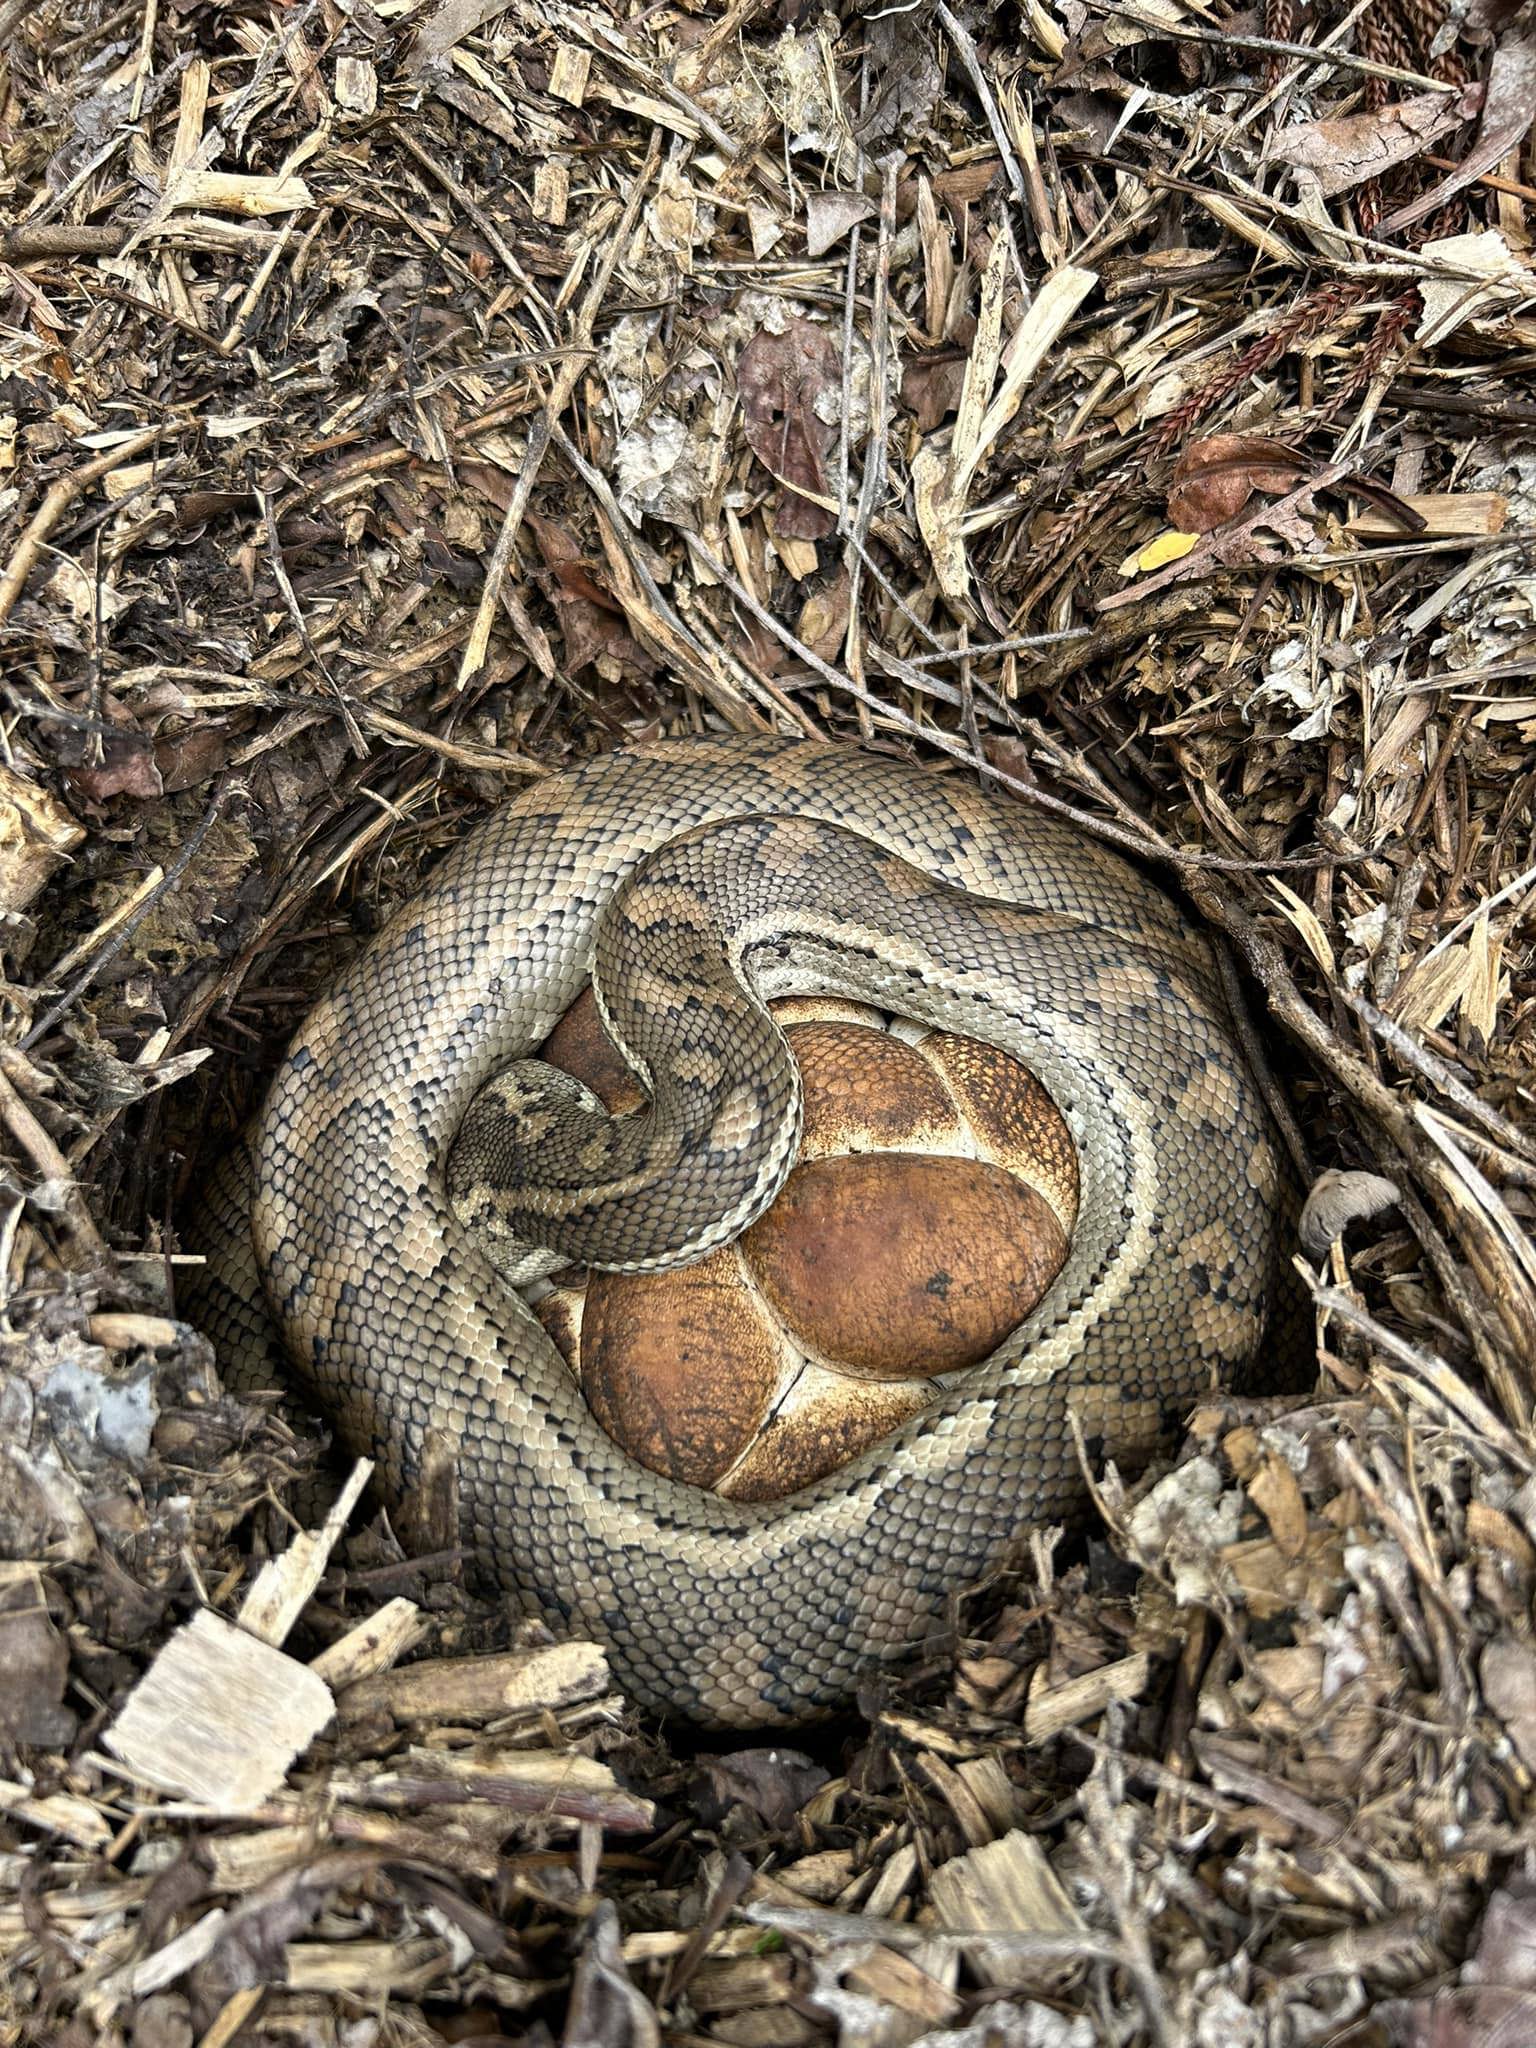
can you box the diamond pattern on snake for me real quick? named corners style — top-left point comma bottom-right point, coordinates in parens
top-left (185, 735), bottom-right (1305, 1726)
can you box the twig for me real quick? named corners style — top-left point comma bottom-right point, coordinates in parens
top-left (0, 1068), bottom-right (108, 1267)
top-left (0, 427), bottom-right (167, 627)
top-left (23, 782), bottom-right (239, 1052)
top-left (1336, 987), bottom-right (1536, 1169)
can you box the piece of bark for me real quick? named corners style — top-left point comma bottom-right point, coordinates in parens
top-left (102, 1608), bottom-right (333, 1811)
top-left (335, 1639), bottom-right (612, 1724)
top-left (927, 1831), bottom-right (1088, 1989)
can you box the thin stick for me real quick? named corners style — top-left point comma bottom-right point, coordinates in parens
top-left (0, 1068), bottom-right (108, 1267)
top-left (0, 427), bottom-right (167, 627)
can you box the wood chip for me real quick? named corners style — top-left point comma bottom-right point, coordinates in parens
top-left (102, 1608), bottom-right (333, 1811)
top-left (336, 1638), bottom-right (612, 1723)
top-left (308, 1595), bottom-right (428, 1689)
top-left (1023, 1653), bottom-right (1151, 1744)
top-left (550, 45), bottom-right (591, 106)
top-left (238, 1459), bottom-right (372, 1647)
top-left (928, 1831), bottom-right (1088, 1988)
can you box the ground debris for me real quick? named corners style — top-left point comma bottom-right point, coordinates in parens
top-left (2, 0), bottom-right (1534, 2038)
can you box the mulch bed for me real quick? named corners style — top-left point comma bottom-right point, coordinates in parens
top-left (2, 0), bottom-right (1535, 2042)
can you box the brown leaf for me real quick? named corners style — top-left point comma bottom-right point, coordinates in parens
top-left (1167, 435), bottom-right (1305, 532)
top-left (856, 4), bottom-right (944, 147)
top-left (1379, 1879), bottom-right (1536, 2047)
top-left (690, 1746), bottom-right (830, 1829)
top-left (155, 722), bottom-right (232, 795)
top-left (526, 512), bottom-right (652, 680)
top-left (738, 319), bottom-right (840, 542)
top-left (1483, 1636), bottom-right (1536, 1773)
top-left (932, 159), bottom-right (1003, 213)
top-left (563, 1900), bottom-right (659, 2048)
top-left (1247, 1454), bottom-right (1310, 1559)
top-left (901, 352), bottom-right (968, 431)
top-left (66, 734), bottom-right (165, 804)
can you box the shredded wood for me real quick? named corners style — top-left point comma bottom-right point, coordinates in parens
top-left (1, 0), bottom-right (1534, 2042)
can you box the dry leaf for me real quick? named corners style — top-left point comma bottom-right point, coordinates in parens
top-left (1300, 1169), bottom-right (1400, 1254)
top-left (805, 191), bottom-right (876, 258)
top-left (1272, 92), bottom-right (1468, 198)
top-left (738, 319), bottom-right (840, 542)
top-left (1167, 435), bottom-right (1304, 532)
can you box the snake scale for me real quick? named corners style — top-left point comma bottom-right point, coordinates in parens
top-left (189, 735), bottom-right (1301, 1725)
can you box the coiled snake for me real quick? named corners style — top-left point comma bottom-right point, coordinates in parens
top-left (190, 735), bottom-right (1300, 1725)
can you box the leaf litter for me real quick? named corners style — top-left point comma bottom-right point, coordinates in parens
top-left (0, 0), bottom-right (1535, 2042)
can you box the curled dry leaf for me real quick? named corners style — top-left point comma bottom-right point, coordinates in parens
top-left (737, 319), bottom-right (841, 542)
top-left (1271, 91), bottom-right (1470, 199)
top-left (1416, 229), bottom-right (1534, 347)
top-left (1299, 1168), bottom-right (1401, 1255)
top-left (1167, 435), bottom-right (1304, 533)
top-left (690, 1746), bottom-right (830, 1829)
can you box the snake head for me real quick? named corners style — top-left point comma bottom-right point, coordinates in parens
top-left (446, 1060), bottom-right (612, 1289)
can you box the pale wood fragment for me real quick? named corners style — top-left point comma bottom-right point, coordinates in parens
top-left (916, 1750), bottom-right (995, 1847)
top-left (88, 1906), bottom-right (228, 2009)
top-left (308, 1594), bottom-right (427, 1688)
top-left (102, 1608), bottom-right (333, 1811)
top-left (285, 1936), bottom-right (450, 1994)
top-left (87, 1313), bottom-right (182, 1352)
top-left (334, 56), bottom-right (379, 115)
top-left (203, 1822), bottom-right (319, 1891)
top-left (843, 1945), bottom-right (961, 2024)
top-left (776, 1848), bottom-right (857, 1901)
top-left (957, 1754), bottom-right (1031, 1836)
top-left (927, 1830), bottom-right (1088, 1988)
top-left (709, 2012), bottom-right (820, 2048)
top-left (1349, 490), bottom-right (1508, 537)
top-left (1023, 1652), bottom-right (1151, 1743)
top-left (534, 160), bottom-right (571, 226)
top-left (863, 1840), bottom-right (919, 1918)
top-left (196, 1988), bottom-right (264, 2048)
top-left (337, 1743), bottom-right (655, 1831)
top-left (550, 46), bottom-right (591, 106)
top-left (237, 1459), bottom-right (372, 1647)
top-left (0, 1780), bottom-right (112, 1847)
top-left (336, 1638), bottom-right (611, 1723)
top-left (690, 1955), bottom-right (797, 2013)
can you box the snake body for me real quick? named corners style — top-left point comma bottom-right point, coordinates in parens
top-left (192, 736), bottom-right (1300, 1725)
